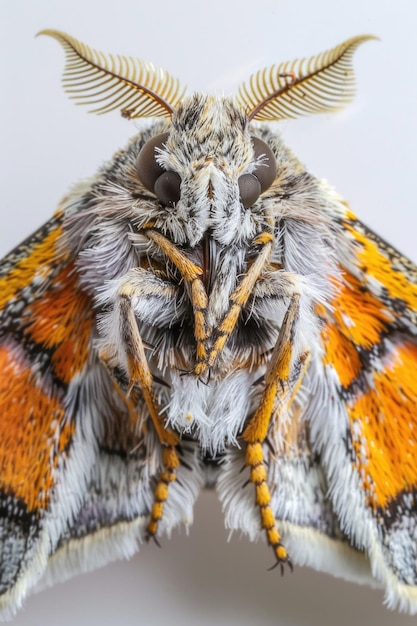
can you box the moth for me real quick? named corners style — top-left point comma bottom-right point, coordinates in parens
top-left (0, 30), bottom-right (416, 619)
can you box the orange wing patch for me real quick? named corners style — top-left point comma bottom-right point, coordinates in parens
top-left (0, 224), bottom-right (63, 309)
top-left (348, 339), bottom-right (417, 509)
top-left (321, 272), bottom-right (393, 389)
top-left (343, 216), bottom-right (417, 311)
top-left (321, 320), bottom-right (362, 388)
top-left (25, 263), bottom-right (93, 383)
top-left (0, 225), bottom-right (95, 511)
top-left (321, 245), bottom-right (417, 512)
top-left (0, 342), bottom-right (73, 511)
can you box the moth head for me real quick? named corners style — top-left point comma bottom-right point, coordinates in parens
top-left (40, 30), bottom-right (377, 218)
top-left (135, 129), bottom-right (277, 210)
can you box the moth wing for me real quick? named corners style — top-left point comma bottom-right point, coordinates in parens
top-left (218, 210), bottom-right (417, 612)
top-left (0, 213), bottom-right (201, 617)
top-left (311, 212), bottom-right (417, 611)
top-left (217, 404), bottom-right (373, 584)
top-left (38, 397), bottom-right (202, 596)
top-left (0, 213), bottom-right (95, 616)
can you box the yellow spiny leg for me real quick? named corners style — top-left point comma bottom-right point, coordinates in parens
top-left (116, 289), bottom-right (180, 542)
top-left (246, 442), bottom-right (290, 568)
top-left (144, 228), bottom-right (210, 368)
top-left (148, 446), bottom-right (180, 540)
top-left (243, 295), bottom-right (300, 443)
top-left (194, 232), bottom-right (274, 377)
top-left (242, 294), bottom-right (309, 568)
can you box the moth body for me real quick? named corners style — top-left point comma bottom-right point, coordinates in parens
top-left (64, 95), bottom-right (338, 455)
top-left (1, 32), bottom-right (417, 618)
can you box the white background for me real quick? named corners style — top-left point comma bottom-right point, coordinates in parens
top-left (1, 1), bottom-right (417, 625)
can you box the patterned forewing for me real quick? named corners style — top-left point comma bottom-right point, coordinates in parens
top-left (0, 214), bottom-right (97, 606)
top-left (320, 211), bottom-right (417, 601)
top-left (0, 212), bottom-right (203, 616)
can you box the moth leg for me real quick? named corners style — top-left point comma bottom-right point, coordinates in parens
top-left (142, 228), bottom-right (275, 377)
top-left (194, 231), bottom-right (274, 376)
top-left (103, 276), bottom-right (181, 541)
top-left (143, 227), bottom-right (210, 365)
top-left (242, 293), bottom-right (310, 567)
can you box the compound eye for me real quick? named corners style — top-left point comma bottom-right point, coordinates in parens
top-left (136, 132), bottom-right (170, 193)
top-left (238, 174), bottom-right (261, 209)
top-left (251, 136), bottom-right (277, 192)
top-left (154, 171), bottom-right (182, 208)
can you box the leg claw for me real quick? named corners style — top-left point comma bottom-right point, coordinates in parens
top-left (267, 555), bottom-right (293, 575)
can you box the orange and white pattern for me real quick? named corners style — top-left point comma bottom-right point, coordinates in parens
top-left (1, 31), bottom-right (416, 618)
